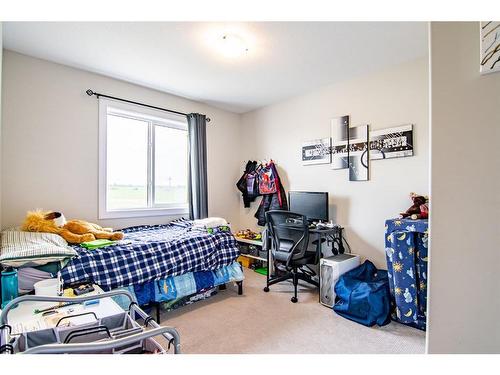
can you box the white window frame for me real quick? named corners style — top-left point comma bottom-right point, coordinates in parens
top-left (99, 98), bottom-right (189, 219)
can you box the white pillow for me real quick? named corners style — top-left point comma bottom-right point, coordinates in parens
top-left (0, 230), bottom-right (77, 267)
top-left (192, 217), bottom-right (228, 229)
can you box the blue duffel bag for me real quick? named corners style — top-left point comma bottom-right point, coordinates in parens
top-left (333, 260), bottom-right (391, 327)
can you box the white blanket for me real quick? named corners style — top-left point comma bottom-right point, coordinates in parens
top-left (192, 217), bottom-right (228, 229)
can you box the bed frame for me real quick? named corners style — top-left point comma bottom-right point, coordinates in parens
top-left (144, 280), bottom-right (243, 323)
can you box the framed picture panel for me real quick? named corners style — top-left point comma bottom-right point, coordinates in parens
top-left (302, 137), bottom-right (332, 165)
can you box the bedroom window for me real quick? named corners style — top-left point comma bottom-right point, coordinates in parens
top-left (99, 98), bottom-right (189, 219)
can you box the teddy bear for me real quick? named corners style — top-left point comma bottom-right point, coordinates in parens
top-left (21, 210), bottom-right (124, 244)
top-left (400, 193), bottom-right (429, 220)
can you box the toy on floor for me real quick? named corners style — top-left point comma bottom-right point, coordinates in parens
top-left (235, 229), bottom-right (262, 240)
top-left (400, 193), bottom-right (429, 220)
top-left (21, 210), bottom-right (124, 244)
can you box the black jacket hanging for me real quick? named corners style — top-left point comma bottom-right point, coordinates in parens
top-left (236, 160), bottom-right (258, 208)
top-left (254, 183), bottom-right (288, 226)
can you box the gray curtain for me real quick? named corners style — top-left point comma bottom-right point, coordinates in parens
top-left (187, 113), bottom-right (208, 219)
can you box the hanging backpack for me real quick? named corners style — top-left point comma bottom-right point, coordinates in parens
top-left (257, 162), bottom-right (278, 195)
top-left (246, 172), bottom-right (260, 199)
top-left (333, 260), bottom-right (391, 327)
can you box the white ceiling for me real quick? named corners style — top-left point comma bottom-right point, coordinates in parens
top-left (2, 22), bottom-right (428, 113)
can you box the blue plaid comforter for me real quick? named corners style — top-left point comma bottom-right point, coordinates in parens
top-left (60, 220), bottom-right (240, 290)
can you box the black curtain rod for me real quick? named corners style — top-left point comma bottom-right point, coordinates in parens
top-left (86, 89), bottom-right (211, 122)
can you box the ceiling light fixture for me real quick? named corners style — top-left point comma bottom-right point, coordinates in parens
top-left (218, 33), bottom-right (249, 58)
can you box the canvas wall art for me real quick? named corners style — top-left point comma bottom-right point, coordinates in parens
top-left (480, 21), bottom-right (500, 75)
top-left (304, 115), bottom-right (415, 183)
top-left (348, 125), bottom-right (369, 181)
top-left (330, 115), bottom-right (350, 170)
top-left (301, 138), bottom-right (332, 165)
top-left (370, 124), bottom-right (414, 160)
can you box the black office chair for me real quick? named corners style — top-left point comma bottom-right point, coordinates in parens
top-left (263, 210), bottom-right (319, 303)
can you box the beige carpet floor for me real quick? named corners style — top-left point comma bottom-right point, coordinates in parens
top-left (159, 268), bottom-right (426, 354)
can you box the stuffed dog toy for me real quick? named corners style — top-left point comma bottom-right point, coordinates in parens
top-left (21, 210), bottom-right (124, 244)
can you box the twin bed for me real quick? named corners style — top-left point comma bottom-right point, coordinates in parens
top-left (5, 219), bottom-right (244, 320)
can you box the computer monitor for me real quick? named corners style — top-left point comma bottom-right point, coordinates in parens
top-left (288, 191), bottom-right (329, 223)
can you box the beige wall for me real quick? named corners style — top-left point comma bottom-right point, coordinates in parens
top-left (427, 22), bottom-right (500, 354)
top-left (239, 58), bottom-right (429, 268)
top-left (1, 51), bottom-right (242, 230)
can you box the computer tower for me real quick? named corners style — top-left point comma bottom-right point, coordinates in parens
top-left (320, 254), bottom-right (360, 308)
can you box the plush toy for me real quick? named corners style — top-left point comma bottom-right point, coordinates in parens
top-left (400, 193), bottom-right (429, 220)
top-left (21, 210), bottom-right (124, 244)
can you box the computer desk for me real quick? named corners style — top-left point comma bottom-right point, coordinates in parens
top-left (266, 224), bottom-right (344, 302)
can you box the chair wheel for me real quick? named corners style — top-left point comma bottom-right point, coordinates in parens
top-left (291, 297), bottom-right (298, 303)
top-left (263, 287), bottom-right (270, 292)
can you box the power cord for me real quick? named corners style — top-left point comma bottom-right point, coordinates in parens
top-left (327, 228), bottom-right (351, 255)
top-left (343, 235), bottom-right (352, 254)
